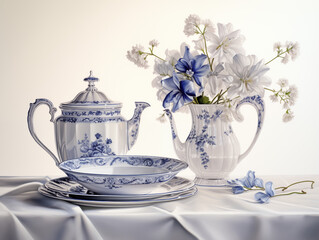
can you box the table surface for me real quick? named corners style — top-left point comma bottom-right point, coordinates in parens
top-left (0, 174), bottom-right (318, 240)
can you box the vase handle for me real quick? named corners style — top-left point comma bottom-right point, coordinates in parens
top-left (234, 95), bottom-right (265, 162)
top-left (27, 98), bottom-right (60, 166)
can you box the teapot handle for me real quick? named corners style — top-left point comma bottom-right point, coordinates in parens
top-left (27, 98), bottom-right (60, 166)
top-left (234, 95), bottom-right (265, 162)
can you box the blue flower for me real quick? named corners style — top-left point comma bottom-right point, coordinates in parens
top-left (254, 177), bottom-right (264, 188)
top-left (227, 179), bottom-right (240, 186)
top-left (228, 170), bottom-right (264, 194)
top-left (175, 46), bottom-right (210, 89)
top-left (227, 179), bottom-right (246, 194)
top-left (162, 72), bottom-right (196, 112)
top-left (232, 185), bottom-right (245, 194)
top-left (238, 170), bottom-right (264, 189)
top-left (255, 181), bottom-right (275, 203)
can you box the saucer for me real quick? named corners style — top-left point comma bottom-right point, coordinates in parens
top-left (59, 156), bottom-right (188, 195)
top-left (45, 176), bottom-right (194, 201)
top-left (38, 185), bottom-right (197, 208)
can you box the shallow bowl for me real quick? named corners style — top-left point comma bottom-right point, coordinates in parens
top-left (59, 155), bottom-right (188, 194)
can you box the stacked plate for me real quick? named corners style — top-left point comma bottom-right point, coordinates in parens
top-left (39, 155), bottom-right (197, 207)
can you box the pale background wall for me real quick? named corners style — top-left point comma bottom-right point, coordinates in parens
top-left (0, 0), bottom-right (318, 177)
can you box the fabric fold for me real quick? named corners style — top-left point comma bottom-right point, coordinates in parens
top-left (0, 175), bottom-right (318, 240)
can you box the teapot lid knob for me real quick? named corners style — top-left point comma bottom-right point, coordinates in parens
top-left (84, 70), bottom-right (99, 82)
top-left (84, 71), bottom-right (99, 90)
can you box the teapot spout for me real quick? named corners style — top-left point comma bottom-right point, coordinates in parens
top-left (164, 109), bottom-right (187, 162)
top-left (127, 102), bottom-right (150, 150)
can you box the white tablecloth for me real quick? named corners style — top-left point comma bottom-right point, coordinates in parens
top-left (0, 175), bottom-right (318, 240)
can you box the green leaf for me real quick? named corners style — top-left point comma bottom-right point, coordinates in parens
top-left (196, 95), bottom-right (211, 104)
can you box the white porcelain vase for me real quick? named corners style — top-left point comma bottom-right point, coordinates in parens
top-left (165, 95), bottom-right (265, 186)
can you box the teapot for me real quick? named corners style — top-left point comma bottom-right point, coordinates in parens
top-left (27, 71), bottom-right (150, 166)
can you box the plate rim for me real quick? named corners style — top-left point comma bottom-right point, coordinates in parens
top-left (59, 155), bottom-right (188, 177)
top-left (45, 176), bottom-right (195, 200)
top-left (38, 185), bottom-right (197, 207)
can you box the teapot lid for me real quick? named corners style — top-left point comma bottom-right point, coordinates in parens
top-left (60, 71), bottom-right (122, 110)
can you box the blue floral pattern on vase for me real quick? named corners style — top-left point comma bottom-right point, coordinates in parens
top-left (224, 126), bottom-right (233, 136)
top-left (78, 133), bottom-right (115, 157)
top-left (187, 109), bottom-right (222, 169)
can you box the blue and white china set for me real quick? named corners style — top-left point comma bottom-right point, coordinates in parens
top-left (28, 72), bottom-right (197, 207)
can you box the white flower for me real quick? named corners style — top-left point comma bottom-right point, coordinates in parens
top-left (153, 59), bottom-right (174, 76)
top-left (273, 42), bottom-right (282, 52)
top-left (270, 94), bottom-right (278, 102)
top-left (193, 38), bottom-right (206, 53)
top-left (164, 45), bottom-right (185, 66)
top-left (224, 54), bottom-right (271, 97)
top-left (207, 63), bottom-right (227, 96)
top-left (156, 88), bottom-right (169, 102)
top-left (289, 98), bottom-right (296, 106)
top-left (277, 78), bottom-right (289, 88)
top-left (151, 76), bottom-right (163, 89)
top-left (283, 102), bottom-right (289, 109)
top-left (184, 14), bottom-right (201, 36)
top-left (152, 75), bottom-right (171, 102)
top-left (283, 110), bottom-right (294, 122)
top-left (288, 95), bottom-right (297, 106)
top-left (288, 41), bottom-right (300, 61)
top-left (201, 19), bottom-right (215, 35)
top-left (281, 54), bottom-right (289, 64)
top-left (208, 23), bottom-right (245, 62)
top-left (282, 41), bottom-right (300, 62)
top-left (288, 85), bottom-right (298, 105)
top-left (288, 85), bottom-right (298, 98)
top-left (127, 45), bottom-right (149, 68)
top-left (149, 39), bottom-right (159, 47)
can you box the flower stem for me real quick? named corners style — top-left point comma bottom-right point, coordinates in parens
top-left (195, 25), bottom-right (213, 71)
top-left (202, 34), bottom-right (213, 71)
top-left (140, 51), bottom-right (166, 62)
top-left (151, 53), bottom-right (166, 62)
top-left (211, 89), bottom-right (222, 104)
top-left (265, 47), bottom-right (293, 65)
top-left (272, 190), bottom-right (307, 198)
top-left (278, 180), bottom-right (315, 191)
top-left (212, 88), bottom-right (229, 104)
top-left (264, 87), bottom-right (275, 92)
top-left (242, 180), bottom-right (314, 192)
